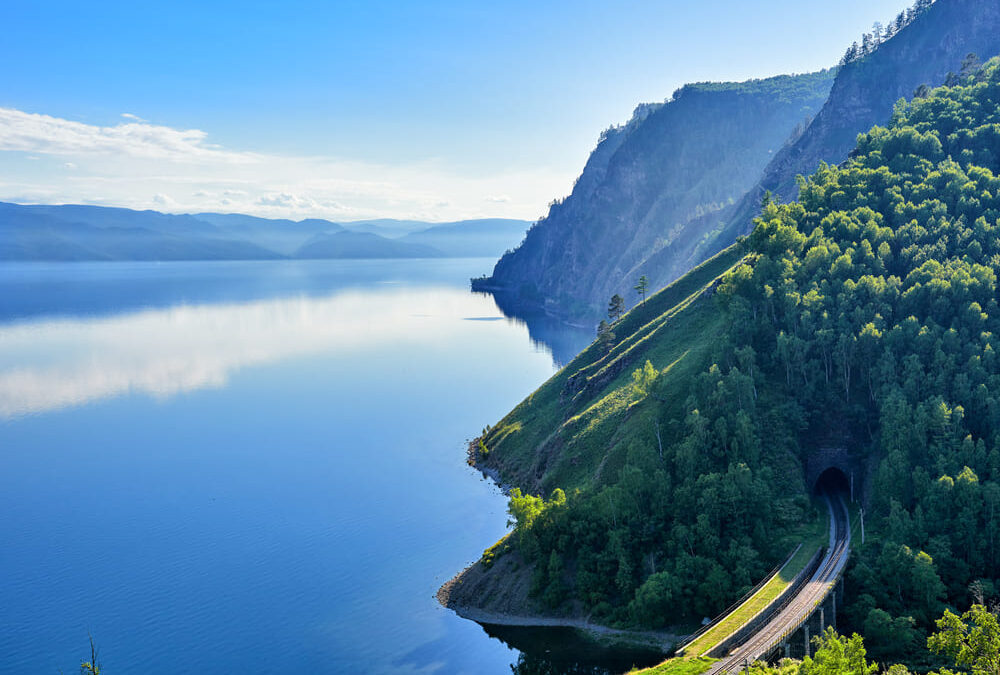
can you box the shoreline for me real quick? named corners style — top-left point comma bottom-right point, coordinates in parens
top-left (447, 601), bottom-right (682, 651)
top-left (447, 439), bottom-right (683, 653)
top-left (438, 531), bottom-right (683, 654)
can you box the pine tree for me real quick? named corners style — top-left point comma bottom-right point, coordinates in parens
top-left (608, 294), bottom-right (625, 322)
top-left (634, 275), bottom-right (649, 306)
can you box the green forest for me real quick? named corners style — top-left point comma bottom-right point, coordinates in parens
top-left (474, 57), bottom-right (1000, 668)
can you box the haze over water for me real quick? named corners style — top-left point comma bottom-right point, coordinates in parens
top-left (0, 258), bottom-right (607, 674)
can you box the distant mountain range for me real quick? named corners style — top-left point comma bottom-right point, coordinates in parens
top-left (474, 0), bottom-right (1000, 323)
top-left (0, 202), bottom-right (529, 261)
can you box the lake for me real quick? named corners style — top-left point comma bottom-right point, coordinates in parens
top-left (0, 258), bottom-right (666, 674)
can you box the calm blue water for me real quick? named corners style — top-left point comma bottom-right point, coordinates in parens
top-left (0, 258), bottom-right (645, 675)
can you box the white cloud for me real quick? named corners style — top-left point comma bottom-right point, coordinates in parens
top-left (0, 106), bottom-right (573, 222)
top-left (121, 112), bottom-right (146, 122)
top-left (256, 192), bottom-right (317, 209)
top-left (0, 107), bottom-right (256, 163)
top-left (63, 162), bottom-right (76, 169)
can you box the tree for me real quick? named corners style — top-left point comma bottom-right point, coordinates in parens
top-left (863, 608), bottom-right (919, 661)
top-left (861, 32), bottom-right (874, 56)
top-left (597, 320), bottom-right (615, 353)
top-left (928, 605), bottom-right (1000, 674)
top-left (608, 294), bottom-right (625, 322)
top-left (872, 22), bottom-right (884, 46)
top-left (799, 628), bottom-right (878, 675)
top-left (962, 53), bottom-right (983, 79)
top-left (635, 276), bottom-right (649, 306)
top-left (81, 634), bottom-right (101, 675)
top-left (893, 12), bottom-right (906, 34)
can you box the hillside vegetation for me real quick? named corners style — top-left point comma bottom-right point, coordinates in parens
top-left (448, 59), bottom-right (1000, 664)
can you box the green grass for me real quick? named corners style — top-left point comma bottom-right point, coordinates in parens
top-left (631, 656), bottom-right (717, 675)
top-left (479, 243), bottom-right (745, 492)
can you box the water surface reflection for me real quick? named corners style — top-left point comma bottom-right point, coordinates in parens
top-left (1, 285), bottom-right (521, 419)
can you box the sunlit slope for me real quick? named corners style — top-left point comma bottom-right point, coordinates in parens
top-left (478, 243), bottom-right (745, 494)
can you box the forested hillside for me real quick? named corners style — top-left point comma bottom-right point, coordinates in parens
top-left (446, 58), bottom-right (1000, 666)
top-left (473, 71), bottom-right (835, 321)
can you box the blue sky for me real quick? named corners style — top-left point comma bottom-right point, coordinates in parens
top-left (0, 0), bottom-right (910, 221)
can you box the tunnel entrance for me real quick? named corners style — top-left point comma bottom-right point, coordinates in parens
top-left (813, 466), bottom-right (850, 497)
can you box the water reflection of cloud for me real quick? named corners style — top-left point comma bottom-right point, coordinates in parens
top-left (0, 287), bottom-right (498, 419)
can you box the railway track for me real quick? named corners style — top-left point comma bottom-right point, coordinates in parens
top-left (705, 491), bottom-right (851, 674)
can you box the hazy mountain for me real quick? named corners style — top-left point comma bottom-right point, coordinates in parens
top-left (0, 202), bottom-right (280, 261)
top-left (398, 219), bottom-right (529, 257)
top-left (0, 202), bottom-right (531, 261)
top-left (340, 219), bottom-right (442, 238)
top-left (472, 70), bottom-right (836, 321)
top-left (194, 213), bottom-right (343, 256)
top-left (294, 230), bottom-right (444, 259)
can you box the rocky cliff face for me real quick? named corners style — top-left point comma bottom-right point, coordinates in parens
top-left (473, 72), bottom-right (835, 322)
top-left (714, 0), bottom-right (1000, 247)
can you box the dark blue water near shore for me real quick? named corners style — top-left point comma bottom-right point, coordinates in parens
top-left (0, 259), bottom-right (669, 674)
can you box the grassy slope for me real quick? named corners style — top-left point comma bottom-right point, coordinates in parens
top-left (480, 243), bottom-right (746, 494)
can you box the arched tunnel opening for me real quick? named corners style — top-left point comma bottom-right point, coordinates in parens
top-left (813, 466), bottom-right (850, 498)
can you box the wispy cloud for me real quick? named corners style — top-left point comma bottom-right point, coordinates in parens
top-left (0, 107), bottom-right (570, 222)
top-left (0, 107), bottom-right (256, 163)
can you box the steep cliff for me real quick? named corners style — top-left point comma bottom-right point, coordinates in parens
top-left (713, 0), bottom-right (1000, 249)
top-left (473, 72), bottom-right (835, 321)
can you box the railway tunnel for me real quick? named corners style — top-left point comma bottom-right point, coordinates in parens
top-left (804, 444), bottom-right (866, 504)
top-left (813, 466), bottom-right (850, 497)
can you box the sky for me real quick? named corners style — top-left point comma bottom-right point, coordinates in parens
top-left (0, 0), bottom-right (911, 223)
